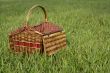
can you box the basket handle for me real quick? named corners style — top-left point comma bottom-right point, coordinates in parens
top-left (25, 5), bottom-right (48, 25)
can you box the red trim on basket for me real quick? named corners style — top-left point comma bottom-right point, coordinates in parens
top-left (14, 41), bottom-right (40, 48)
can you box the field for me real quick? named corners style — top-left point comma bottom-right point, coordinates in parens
top-left (0, 0), bottom-right (110, 73)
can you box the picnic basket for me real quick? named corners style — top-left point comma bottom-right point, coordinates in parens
top-left (9, 5), bottom-right (66, 55)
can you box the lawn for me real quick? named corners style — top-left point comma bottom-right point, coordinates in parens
top-left (0, 0), bottom-right (110, 73)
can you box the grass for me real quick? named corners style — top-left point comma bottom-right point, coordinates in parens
top-left (0, 0), bottom-right (110, 73)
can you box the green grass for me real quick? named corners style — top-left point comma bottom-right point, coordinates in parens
top-left (0, 0), bottom-right (110, 73)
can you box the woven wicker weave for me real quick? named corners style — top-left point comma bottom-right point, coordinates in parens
top-left (9, 5), bottom-right (66, 55)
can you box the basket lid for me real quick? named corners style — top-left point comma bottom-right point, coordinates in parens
top-left (33, 22), bottom-right (63, 35)
top-left (9, 26), bottom-right (37, 37)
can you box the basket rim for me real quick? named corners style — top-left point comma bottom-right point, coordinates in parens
top-left (9, 22), bottom-right (63, 37)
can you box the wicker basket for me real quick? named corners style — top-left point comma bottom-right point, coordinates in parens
top-left (9, 5), bottom-right (66, 55)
